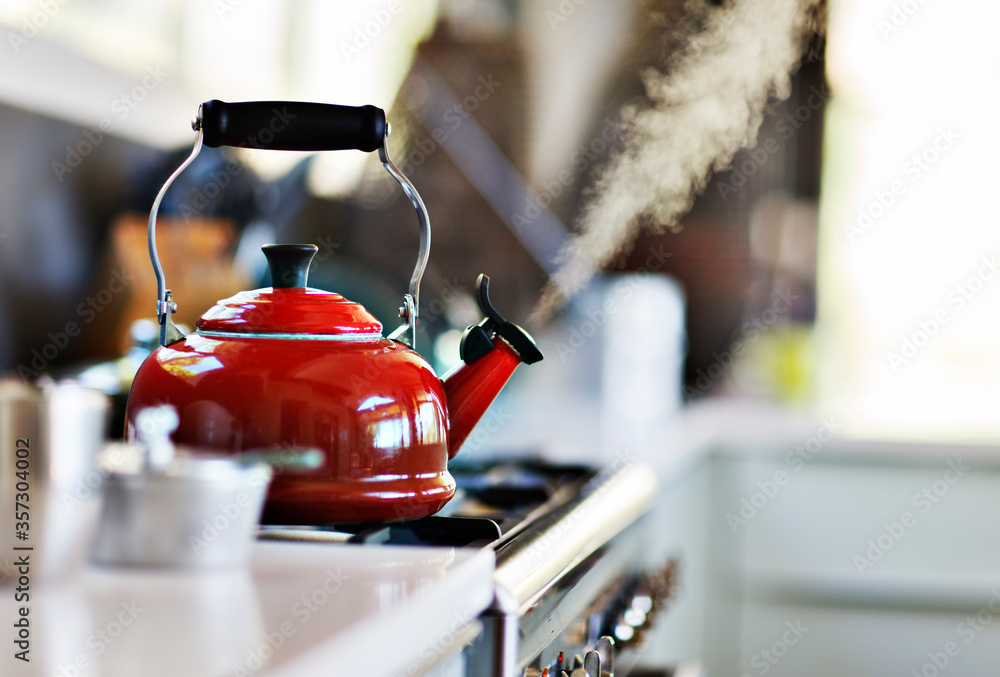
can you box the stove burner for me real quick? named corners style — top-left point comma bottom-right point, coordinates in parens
top-left (259, 459), bottom-right (595, 549)
top-left (344, 515), bottom-right (503, 547)
top-left (258, 515), bottom-right (500, 547)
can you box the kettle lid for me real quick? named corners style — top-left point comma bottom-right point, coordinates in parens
top-left (196, 244), bottom-right (383, 337)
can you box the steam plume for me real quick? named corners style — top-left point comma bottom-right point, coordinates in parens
top-left (532, 0), bottom-right (825, 322)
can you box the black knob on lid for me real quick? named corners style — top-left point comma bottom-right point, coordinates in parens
top-left (262, 244), bottom-right (318, 288)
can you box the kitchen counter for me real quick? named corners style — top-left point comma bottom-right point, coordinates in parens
top-left (0, 541), bottom-right (494, 677)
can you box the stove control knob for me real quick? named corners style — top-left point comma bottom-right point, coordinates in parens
top-left (606, 559), bottom-right (678, 649)
top-left (595, 636), bottom-right (614, 676)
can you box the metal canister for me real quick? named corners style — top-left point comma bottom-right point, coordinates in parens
top-left (0, 379), bottom-right (109, 582)
top-left (90, 453), bottom-right (272, 569)
top-left (90, 405), bottom-right (273, 569)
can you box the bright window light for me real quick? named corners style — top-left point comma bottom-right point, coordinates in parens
top-left (818, 0), bottom-right (1000, 441)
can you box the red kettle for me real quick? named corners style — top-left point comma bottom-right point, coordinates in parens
top-left (125, 100), bottom-right (542, 524)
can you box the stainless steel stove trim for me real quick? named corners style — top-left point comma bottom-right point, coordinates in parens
top-left (516, 523), bottom-right (641, 668)
top-left (478, 462), bottom-right (657, 677)
top-left (493, 462), bottom-right (657, 614)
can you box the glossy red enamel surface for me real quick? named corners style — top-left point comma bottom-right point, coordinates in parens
top-left (197, 287), bottom-right (383, 336)
top-left (126, 332), bottom-right (454, 523)
top-left (442, 338), bottom-right (521, 458)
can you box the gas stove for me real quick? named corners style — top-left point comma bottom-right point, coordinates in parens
top-left (259, 458), bottom-right (676, 677)
top-left (259, 461), bottom-right (598, 547)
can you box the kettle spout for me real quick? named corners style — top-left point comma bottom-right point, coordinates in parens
top-left (441, 275), bottom-right (543, 458)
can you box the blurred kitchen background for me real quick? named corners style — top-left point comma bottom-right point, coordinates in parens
top-left (5, 0), bottom-right (1000, 675)
top-left (4, 0), bottom-right (998, 446)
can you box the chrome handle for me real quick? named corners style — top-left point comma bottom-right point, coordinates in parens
top-left (379, 129), bottom-right (429, 350)
top-left (146, 109), bottom-right (430, 350)
top-left (148, 127), bottom-right (203, 346)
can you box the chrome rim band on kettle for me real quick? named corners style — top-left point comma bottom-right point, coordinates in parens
top-left (145, 100), bottom-right (431, 350)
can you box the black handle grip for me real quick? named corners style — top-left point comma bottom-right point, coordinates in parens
top-left (200, 100), bottom-right (386, 152)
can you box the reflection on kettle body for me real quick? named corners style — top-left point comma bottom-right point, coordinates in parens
top-left (177, 399), bottom-right (240, 450)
